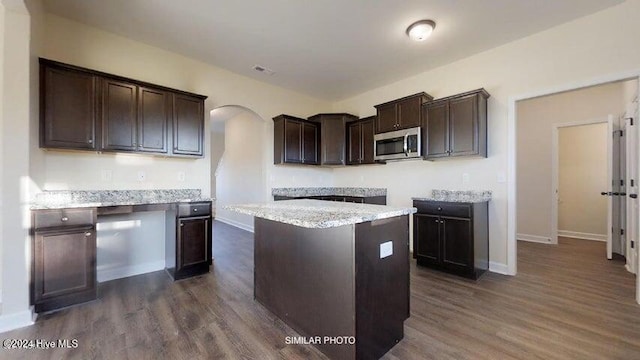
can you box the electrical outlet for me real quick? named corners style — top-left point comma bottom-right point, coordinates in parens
top-left (462, 173), bottom-right (470, 184)
top-left (380, 241), bottom-right (393, 259)
top-left (101, 170), bottom-right (112, 182)
top-left (177, 171), bottom-right (186, 182)
top-left (137, 171), bottom-right (146, 182)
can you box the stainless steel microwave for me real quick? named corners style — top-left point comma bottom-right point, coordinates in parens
top-left (374, 127), bottom-right (422, 161)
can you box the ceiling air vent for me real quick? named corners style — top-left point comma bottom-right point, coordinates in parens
top-left (253, 65), bottom-right (275, 76)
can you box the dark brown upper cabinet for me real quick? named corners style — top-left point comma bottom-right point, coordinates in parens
top-left (101, 79), bottom-right (138, 151)
top-left (41, 65), bottom-right (97, 150)
top-left (273, 114), bottom-right (319, 165)
top-left (138, 87), bottom-right (169, 154)
top-left (347, 116), bottom-right (376, 165)
top-left (172, 94), bottom-right (204, 157)
top-left (308, 113), bottom-right (358, 166)
top-left (422, 88), bottom-right (489, 160)
top-left (374, 92), bottom-right (432, 134)
top-left (39, 58), bottom-right (206, 158)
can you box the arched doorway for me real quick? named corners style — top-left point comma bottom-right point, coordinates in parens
top-left (210, 105), bottom-right (267, 232)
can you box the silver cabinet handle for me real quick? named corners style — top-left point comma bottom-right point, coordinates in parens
top-left (193, 208), bottom-right (198, 212)
top-left (88, 139), bottom-right (93, 144)
top-left (435, 219), bottom-right (439, 223)
top-left (61, 217), bottom-right (69, 222)
top-left (85, 232), bottom-right (92, 237)
top-left (437, 207), bottom-right (442, 211)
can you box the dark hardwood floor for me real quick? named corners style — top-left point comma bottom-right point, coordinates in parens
top-left (2, 225), bottom-right (639, 359)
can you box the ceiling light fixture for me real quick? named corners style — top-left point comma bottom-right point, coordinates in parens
top-left (406, 20), bottom-right (436, 41)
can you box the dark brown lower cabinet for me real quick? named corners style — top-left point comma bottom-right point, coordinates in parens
top-left (413, 200), bottom-right (489, 279)
top-left (32, 209), bottom-right (97, 313)
top-left (32, 201), bottom-right (213, 312)
top-left (169, 202), bottom-right (212, 280)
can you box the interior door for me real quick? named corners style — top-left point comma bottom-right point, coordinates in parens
top-left (607, 116), bottom-right (614, 260)
top-left (612, 116), bottom-right (626, 258)
top-left (626, 116), bottom-right (638, 274)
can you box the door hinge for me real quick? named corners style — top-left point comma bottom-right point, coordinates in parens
top-left (627, 117), bottom-right (634, 126)
top-left (621, 229), bottom-right (625, 236)
top-left (621, 179), bottom-right (624, 186)
top-left (632, 240), bottom-right (635, 249)
top-left (620, 130), bottom-right (624, 137)
top-left (632, 179), bottom-right (635, 187)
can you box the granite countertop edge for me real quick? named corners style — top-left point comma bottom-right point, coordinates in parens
top-left (30, 197), bottom-right (215, 210)
top-left (226, 200), bottom-right (416, 229)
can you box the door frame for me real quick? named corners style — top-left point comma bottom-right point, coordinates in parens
top-left (507, 71), bottom-right (640, 304)
top-left (550, 118), bottom-right (612, 247)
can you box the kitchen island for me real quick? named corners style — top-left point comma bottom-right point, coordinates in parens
top-left (227, 200), bottom-right (416, 360)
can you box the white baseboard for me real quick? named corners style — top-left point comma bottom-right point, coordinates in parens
top-left (517, 233), bottom-right (552, 244)
top-left (0, 309), bottom-right (34, 334)
top-left (97, 260), bottom-right (165, 283)
top-left (557, 230), bottom-right (606, 242)
top-left (489, 261), bottom-right (510, 275)
top-left (216, 216), bottom-right (254, 233)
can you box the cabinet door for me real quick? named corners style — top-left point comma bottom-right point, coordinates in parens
top-left (397, 96), bottom-right (422, 129)
top-left (173, 94), bottom-right (204, 156)
top-left (361, 118), bottom-right (375, 164)
top-left (347, 121), bottom-right (361, 164)
top-left (414, 214), bottom-right (441, 264)
top-left (33, 229), bottom-right (96, 303)
top-left (321, 115), bottom-right (346, 165)
top-left (41, 66), bottom-right (97, 150)
top-left (441, 217), bottom-right (473, 272)
top-left (376, 103), bottom-right (397, 133)
top-left (302, 122), bottom-right (319, 164)
top-left (138, 87), bottom-right (169, 153)
top-left (102, 79), bottom-right (138, 151)
top-left (284, 119), bottom-right (303, 163)
top-left (423, 101), bottom-right (449, 159)
top-left (177, 217), bottom-right (209, 271)
top-left (449, 94), bottom-right (478, 156)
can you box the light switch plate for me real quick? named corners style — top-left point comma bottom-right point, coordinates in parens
top-left (380, 241), bottom-right (393, 259)
top-left (177, 171), bottom-right (186, 182)
top-left (137, 171), bottom-right (146, 182)
top-left (462, 173), bottom-right (470, 184)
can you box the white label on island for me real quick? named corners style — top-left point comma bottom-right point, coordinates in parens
top-left (380, 241), bottom-right (393, 259)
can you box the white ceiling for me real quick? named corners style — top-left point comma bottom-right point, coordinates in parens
top-left (42, 0), bottom-right (625, 101)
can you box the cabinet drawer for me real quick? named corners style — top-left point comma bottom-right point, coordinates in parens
top-left (178, 202), bottom-right (211, 217)
top-left (34, 208), bottom-right (96, 229)
top-left (413, 201), bottom-right (471, 218)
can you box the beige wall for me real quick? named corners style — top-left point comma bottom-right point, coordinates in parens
top-left (558, 123), bottom-right (608, 237)
top-left (0, 2), bottom-right (5, 308)
top-left (332, 0), bottom-right (640, 270)
top-left (517, 81), bottom-right (630, 241)
top-left (0, 0), bottom-right (31, 322)
top-left (210, 129), bottom-right (225, 198)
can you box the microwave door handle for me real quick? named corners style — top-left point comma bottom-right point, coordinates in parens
top-left (403, 133), bottom-right (409, 156)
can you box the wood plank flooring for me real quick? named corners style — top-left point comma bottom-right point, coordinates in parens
top-left (2, 224), bottom-right (639, 359)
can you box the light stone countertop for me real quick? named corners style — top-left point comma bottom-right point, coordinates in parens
top-left (412, 190), bottom-right (492, 203)
top-left (272, 187), bottom-right (386, 198)
top-left (226, 199), bottom-right (415, 229)
top-left (31, 189), bottom-right (214, 210)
